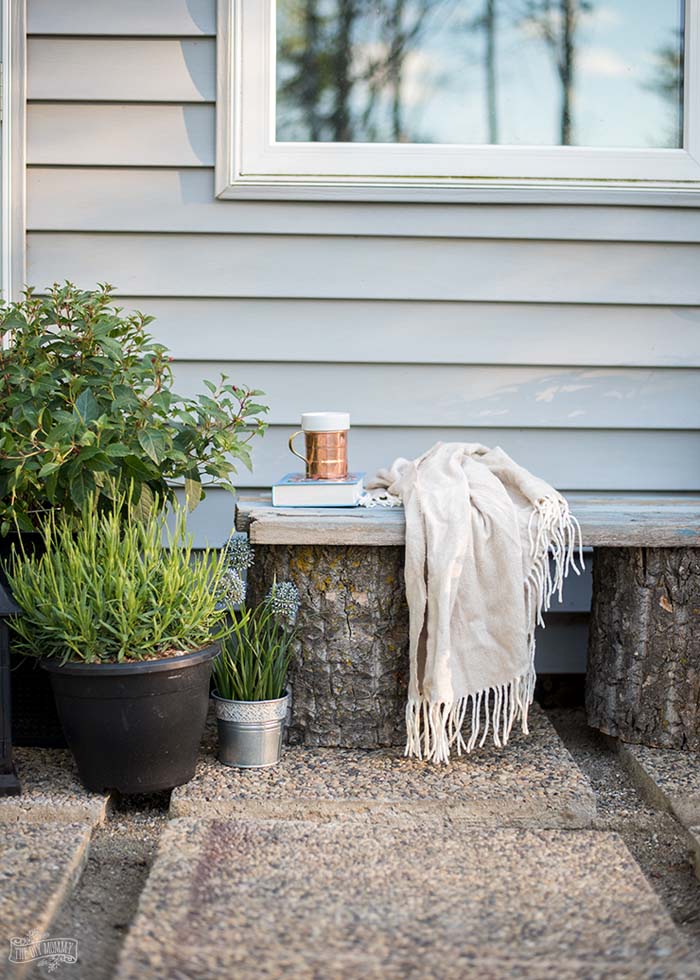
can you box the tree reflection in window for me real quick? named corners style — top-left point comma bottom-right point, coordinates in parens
top-left (275, 0), bottom-right (684, 148)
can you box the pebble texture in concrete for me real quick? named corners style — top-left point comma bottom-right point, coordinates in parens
top-left (116, 817), bottom-right (693, 980)
top-left (687, 826), bottom-right (700, 881)
top-left (171, 705), bottom-right (596, 828)
top-left (0, 748), bottom-right (110, 826)
top-left (0, 821), bottom-right (90, 980)
top-left (617, 742), bottom-right (700, 828)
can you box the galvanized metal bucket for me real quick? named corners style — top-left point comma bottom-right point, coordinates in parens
top-left (212, 691), bottom-right (288, 768)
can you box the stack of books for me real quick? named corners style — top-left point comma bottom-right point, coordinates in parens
top-left (272, 472), bottom-right (365, 507)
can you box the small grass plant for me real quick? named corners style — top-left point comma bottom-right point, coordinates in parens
top-left (6, 488), bottom-right (230, 664)
top-left (212, 536), bottom-right (299, 702)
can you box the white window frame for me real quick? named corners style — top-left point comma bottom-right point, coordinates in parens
top-left (216, 0), bottom-right (700, 204)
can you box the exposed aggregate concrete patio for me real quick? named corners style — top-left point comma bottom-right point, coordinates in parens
top-left (115, 818), bottom-right (695, 980)
top-left (3, 708), bottom-right (700, 979)
top-left (171, 705), bottom-right (597, 827)
top-left (687, 826), bottom-right (700, 881)
top-left (618, 742), bottom-right (700, 830)
top-left (0, 821), bottom-right (91, 980)
top-left (0, 747), bottom-right (111, 827)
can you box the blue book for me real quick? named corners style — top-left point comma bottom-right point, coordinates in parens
top-left (272, 472), bottom-right (365, 507)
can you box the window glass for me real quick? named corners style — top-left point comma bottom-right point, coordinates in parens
top-left (276, 0), bottom-right (684, 148)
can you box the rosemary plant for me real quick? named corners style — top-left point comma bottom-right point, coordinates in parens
top-left (5, 490), bottom-right (229, 664)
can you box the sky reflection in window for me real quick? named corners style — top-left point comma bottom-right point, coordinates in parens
top-left (276, 0), bottom-right (684, 148)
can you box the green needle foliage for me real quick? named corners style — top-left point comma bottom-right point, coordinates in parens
top-left (5, 489), bottom-right (230, 664)
top-left (212, 598), bottom-right (297, 702)
top-left (0, 282), bottom-right (268, 534)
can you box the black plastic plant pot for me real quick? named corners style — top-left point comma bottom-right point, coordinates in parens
top-left (1, 532), bottom-right (66, 747)
top-left (42, 644), bottom-right (219, 794)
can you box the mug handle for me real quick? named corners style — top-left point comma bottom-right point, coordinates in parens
top-left (288, 430), bottom-right (308, 466)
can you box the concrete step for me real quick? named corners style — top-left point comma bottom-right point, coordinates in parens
top-left (0, 821), bottom-right (90, 980)
top-left (116, 817), bottom-right (695, 980)
top-left (686, 825), bottom-right (700, 881)
top-left (617, 742), bottom-right (700, 829)
top-left (0, 748), bottom-right (111, 826)
top-left (171, 705), bottom-right (596, 828)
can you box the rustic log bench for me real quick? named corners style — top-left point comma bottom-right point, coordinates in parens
top-left (236, 494), bottom-right (700, 751)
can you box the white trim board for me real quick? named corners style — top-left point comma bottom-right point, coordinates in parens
top-left (1, 0), bottom-right (25, 300)
top-left (217, 0), bottom-right (700, 204)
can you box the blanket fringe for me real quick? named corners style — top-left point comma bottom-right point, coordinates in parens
top-left (406, 493), bottom-right (584, 764)
top-left (405, 674), bottom-right (531, 765)
top-left (525, 495), bottom-right (584, 674)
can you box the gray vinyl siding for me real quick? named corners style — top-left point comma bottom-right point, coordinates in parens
top-left (24, 0), bottom-right (700, 670)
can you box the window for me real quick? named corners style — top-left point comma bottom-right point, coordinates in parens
top-left (217, 0), bottom-right (700, 201)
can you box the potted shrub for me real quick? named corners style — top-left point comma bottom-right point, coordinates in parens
top-left (0, 282), bottom-right (267, 535)
top-left (212, 538), bottom-right (299, 768)
top-left (0, 281), bottom-right (267, 745)
top-left (5, 490), bottom-right (230, 793)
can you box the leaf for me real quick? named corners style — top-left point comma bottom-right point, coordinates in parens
top-left (78, 429), bottom-right (96, 447)
top-left (184, 473), bottom-right (202, 512)
top-left (232, 443), bottom-right (252, 471)
top-left (196, 395), bottom-right (221, 413)
top-left (150, 392), bottom-right (173, 413)
top-left (69, 469), bottom-right (95, 509)
top-left (74, 389), bottom-right (99, 425)
top-left (133, 482), bottom-right (155, 523)
top-left (137, 429), bottom-right (167, 465)
top-left (122, 454), bottom-right (157, 481)
top-left (79, 451), bottom-right (111, 472)
top-left (75, 446), bottom-right (104, 462)
top-left (104, 443), bottom-right (131, 458)
top-left (38, 461), bottom-right (61, 477)
top-left (97, 337), bottom-right (123, 359)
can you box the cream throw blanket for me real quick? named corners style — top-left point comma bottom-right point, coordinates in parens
top-left (364, 442), bottom-right (583, 764)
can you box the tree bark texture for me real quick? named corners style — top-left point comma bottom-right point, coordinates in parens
top-left (247, 544), bottom-right (409, 748)
top-left (586, 547), bottom-right (700, 750)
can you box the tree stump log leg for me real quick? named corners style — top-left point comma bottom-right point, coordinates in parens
top-left (585, 547), bottom-right (700, 750)
top-left (247, 544), bottom-right (409, 748)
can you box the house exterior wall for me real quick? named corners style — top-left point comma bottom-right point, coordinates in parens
top-left (23, 0), bottom-right (700, 668)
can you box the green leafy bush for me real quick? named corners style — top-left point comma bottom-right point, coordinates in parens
top-left (6, 490), bottom-right (230, 664)
top-left (0, 282), bottom-right (267, 534)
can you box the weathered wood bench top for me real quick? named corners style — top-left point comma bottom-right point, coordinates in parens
top-left (236, 493), bottom-right (700, 548)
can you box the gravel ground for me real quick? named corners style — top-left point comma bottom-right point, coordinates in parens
top-left (30, 794), bottom-right (169, 980)
top-left (27, 707), bottom-right (700, 978)
top-left (548, 708), bottom-right (700, 956)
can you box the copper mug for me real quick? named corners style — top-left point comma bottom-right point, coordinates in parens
top-left (289, 412), bottom-right (350, 480)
